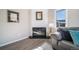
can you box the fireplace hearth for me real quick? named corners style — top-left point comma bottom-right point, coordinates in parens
top-left (32, 27), bottom-right (46, 38)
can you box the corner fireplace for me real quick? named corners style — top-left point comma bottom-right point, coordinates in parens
top-left (32, 27), bottom-right (46, 38)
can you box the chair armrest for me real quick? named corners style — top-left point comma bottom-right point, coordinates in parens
top-left (51, 33), bottom-right (62, 46)
top-left (51, 33), bottom-right (62, 41)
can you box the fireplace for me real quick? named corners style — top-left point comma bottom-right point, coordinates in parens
top-left (32, 27), bottom-right (46, 38)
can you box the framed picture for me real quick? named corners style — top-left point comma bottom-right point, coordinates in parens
top-left (8, 10), bottom-right (19, 23)
top-left (36, 11), bottom-right (43, 20)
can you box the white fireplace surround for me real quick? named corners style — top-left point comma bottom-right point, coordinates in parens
top-left (31, 9), bottom-right (48, 36)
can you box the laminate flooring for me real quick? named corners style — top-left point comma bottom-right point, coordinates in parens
top-left (0, 38), bottom-right (52, 50)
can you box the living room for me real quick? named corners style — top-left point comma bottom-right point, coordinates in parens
top-left (0, 9), bottom-right (79, 50)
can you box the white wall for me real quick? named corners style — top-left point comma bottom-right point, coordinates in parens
top-left (31, 9), bottom-right (48, 36)
top-left (48, 9), bottom-right (57, 33)
top-left (0, 9), bottom-right (30, 46)
top-left (48, 9), bottom-right (55, 23)
top-left (68, 9), bottom-right (79, 27)
top-left (48, 9), bottom-right (56, 27)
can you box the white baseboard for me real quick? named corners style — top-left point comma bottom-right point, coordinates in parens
top-left (0, 36), bottom-right (28, 47)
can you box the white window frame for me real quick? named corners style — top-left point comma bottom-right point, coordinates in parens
top-left (55, 9), bottom-right (68, 28)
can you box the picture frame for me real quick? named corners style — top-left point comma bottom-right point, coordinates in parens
top-left (8, 10), bottom-right (19, 23)
top-left (36, 11), bottom-right (43, 20)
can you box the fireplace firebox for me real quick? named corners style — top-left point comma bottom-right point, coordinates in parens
top-left (32, 27), bottom-right (46, 38)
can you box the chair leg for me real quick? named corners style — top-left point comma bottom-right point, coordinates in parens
top-left (57, 40), bottom-right (59, 46)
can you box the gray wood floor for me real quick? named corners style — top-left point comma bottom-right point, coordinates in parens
top-left (0, 38), bottom-right (52, 50)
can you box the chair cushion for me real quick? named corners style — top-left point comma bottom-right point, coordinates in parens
top-left (57, 28), bottom-right (73, 43)
top-left (69, 30), bottom-right (79, 47)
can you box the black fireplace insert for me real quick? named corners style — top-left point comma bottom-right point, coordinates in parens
top-left (32, 27), bottom-right (46, 38)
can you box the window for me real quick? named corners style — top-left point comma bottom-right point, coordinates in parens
top-left (56, 9), bottom-right (66, 27)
